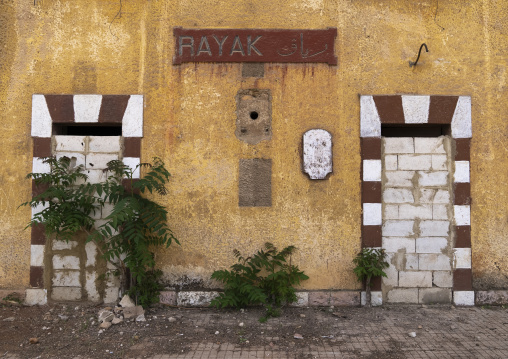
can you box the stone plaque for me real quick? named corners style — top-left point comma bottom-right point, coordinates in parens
top-left (173, 28), bottom-right (337, 65)
top-left (303, 129), bottom-right (332, 179)
top-left (235, 89), bottom-right (272, 145)
top-left (239, 159), bottom-right (272, 207)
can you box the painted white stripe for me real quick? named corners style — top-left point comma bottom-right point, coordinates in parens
top-left (31, 95), bottom-right (52, 138)
top-left (453, 291), bottom-right (474, 306)
top-left (402, 96), bottom-right (430, 123)
top-left (451, 96), bottom-right (472, 138)
top-left (363, 203), bottom-right (382, 225)
top-left (454, 161), bottom-right (470, 183)
top-left (30, 245), bottom-right (45, 266)
top-left (363, 160), bottom-right (382, 181)
top-left (454, 205), bottom-right (471, 225)
top-left (123, 157), bottom-right (141, 179)
top-left (122, 95), bottom-right (144, 137)
top-left (31, 203), bottom-right (49, 219)
top-left (360, 96), bottom-right (381, 138)
top-left (454, 248), bottom-right (472, 269)
top-left (32, 157), bottom-right (51, 173)
top-left (74, 95), bottom-right (102, 123)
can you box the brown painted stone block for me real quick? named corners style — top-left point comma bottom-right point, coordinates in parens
top-left (238, 159), bottom-right (271, 207)
top-left (362, 226), bottom-right (382, 247)
top-left (98, 95), bottom-right (130, 123)
top-left (361, 137), bottom-right (381, 159)
top-left (32, 180), bottom-right (49, 197)
top-left (370, 276), bottom-right (382, 291)
top-left (122, 178), bottom-right (140, 195)
top-left (455, 226), bottom-right (471, 248)
top-left (330, 291), bottom-right (361, 306)
top-left (30, 266), bottom-right (44, 288)
top-left (454, 183), bottom-right (471, 205)
top-left (455, 138), bottom-right (471, 161)
top-left (428, 96), bottom-right (459, 124)
top-left (362, 181), bottom-right (381, 203)
top-left (31, 224), bottom-right (46, 245)
top-left (373, 96), bottom-right (404, 124)
top-left (123, 137), bottom-right (141, 157)
top-left (453, 269), bottom-right (472, 290)
top-left (45, 95), bottom-right (74, 123)
top-left (308, 291), bottom-right (330, 306)
top-left (33, 137), bottom-right (52, 157)
top-left (159, 291), bottom-right (177, 305)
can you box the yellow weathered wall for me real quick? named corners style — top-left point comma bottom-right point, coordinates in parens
top-left (0, 0), bottom-right (506, 290)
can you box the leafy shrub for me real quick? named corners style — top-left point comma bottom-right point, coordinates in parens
top-left (352, 248), bottom-right (389, 307)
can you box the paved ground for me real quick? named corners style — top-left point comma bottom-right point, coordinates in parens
top-left (2, 304), bottom-right (508, 358)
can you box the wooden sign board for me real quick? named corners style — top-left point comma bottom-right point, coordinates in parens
top-left (173, 27), bottom-right (337, 65)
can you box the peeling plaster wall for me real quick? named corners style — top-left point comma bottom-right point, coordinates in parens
top-left (0, 0), bottom-right (507, 291)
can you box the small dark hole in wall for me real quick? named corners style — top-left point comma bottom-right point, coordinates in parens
top-left (382, 124), bottom-right (450, 137)
top-left (241, 128), bottom-right (247, 134)
top-left (250, 111), bottom-right (259, 120)
top-left (53, 124), bottom-right (122, 136)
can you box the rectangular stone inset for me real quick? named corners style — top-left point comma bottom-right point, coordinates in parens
top-left (239, 159), bottom-right (272, 207)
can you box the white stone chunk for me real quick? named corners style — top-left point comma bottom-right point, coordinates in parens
top-left (123, 157), bottom-right (141, 179)
top-left (383, 204), bottom-right (399, 219)
top-left (55, 152), bottom-right (86, 168)
top-left (382, 220), bottom-right (414, 237)
top-left (433, 271), bottom-right (453, 287)
top-left (454, 161), bottom-right (470, 183)
top-left (85, 271), bottom-right (100, 302)
top-left (52, 240), bottom-right (78, 251)
top-left (360, 96), bottom-right (381, 137)
top-left (122, 95), bottom-right (144, 137)
top-left (419, 220), bottom-right (450, 236)
top-left (31, 95), bottom-right (52, 138)
top-left (451, 96), bottom-right (472, 139)
top-left (398, 155), bottom-right (432, 170)
top-left (25, 289), bottom-right (48, 306)
top-left (454, 205), bottom-right (471, 225)
top-left (387, 288), bottom-right (418, 303)
top-left (31, 202), bottom-right (49, 218)
top-left (52, 255), bottom-right (80, 270)
top-left (89, 136), bottom-right (122, 153)
top-left (454, 248), bottom-right (472, 269)
top-left (363, 160), bottom-right (381, 181)
top-left (85, 153), bottom-right (119, 169)
top-left (431, 155), bottom-right (448, 170)
top-left (398, 204), bottom-right (432, 220)
top-left (416, 237), bottom-right (448, 253)
top-left (54, 135), bottom-right (86, 152)
top-left (383, 237), bottom-right (415, 253)
top-left (384, 137), bottom-right (414, 154)
top-left (32, 157), bottom-right (51, 174)
top-left (303, 129), bottom-right (332, 179)
top-left (405, 254), bottom-right (419, 270)
top-left (363, 203), bottom-right (382, 225)
top-left (30, 245), bottom-right (45, 267)
top-left (433, 204), bottom-right (449, 220)
top-left (361, 291), bottom-right (383, 306)
top-left (85, 241), bottom-right (97, 267)
top-left (453, 291), bottom-right (475, 306)
top-left (414, 138), bottom-right (446, 154)
top-left (385, 171), bottom-right (415, 187)
top-left (52, 271), bottom-right (81, 287)
top-left (384, 155), bottom-right (398, 170)
top-left (399, 271), bottom-right (432, 287)
top-left (74, 95), bottom-right (102, 123)
top-left (418, 171), bottom-right (448, 187)
top-left (402, 96), bottom-right (430, 124)
top-left (419, 254), bottom-right (451, 270)
top-left (383, 188), bottom-right (414, 203)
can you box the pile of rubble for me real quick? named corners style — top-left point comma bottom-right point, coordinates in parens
top-left (97, 295), bottom-right (145, 332)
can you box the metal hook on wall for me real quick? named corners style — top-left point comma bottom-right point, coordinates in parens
top-left (409, 43), bottom-right (429, 68)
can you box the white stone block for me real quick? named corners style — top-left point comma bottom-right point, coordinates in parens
top-left (419, 220), bottom-right (450, 236)
top-left (52, 271), bottom-right (81, 287)
top-left (293, 292), bottom-right (309, 307)
top-left (451, 96), bottom-right (472, 139)
top-left (402, 96), bottom-right (430, 124)
top-left (433, 271), bottom-right (453, 287)
top-left (431, 155), bottom-right (448, 170)
top-left (385, 171), bottom-right (415, 187)
top-left (454, 205), bottom-right (470, 225)
top-left (382, 220), bottom-right (414, 237)
top-left (25, 289), bottom-right (47, 305)
top-left (360, 96), bottom-right (381, 137)
top-left (363, 160), bottom-right (381, 181)
top-left (399, 271), bottom-right (432, 287)
top-left (122, 95), bottom-right (144, 137)
top-left (398, 155), bottom-right (432, 170)
top-left (85, 169), bottom-right (108, 184)
top-left (383, 188), bottom-right (414, 203)
top-left (51, 287), bottom-right (82, 301)
top-left (383, 263), bottom-right (399, 286)
top-left (384, 137), bottom-right (414, 154)
top-left (102, 203), bottom-right (116, 219)
top-left (419, 288), bottom-right (452, 304)
top-left (398, 204), bottom-right (432, 220)
top-left (453, 291), bottom-right (475, 306)
top-left (55, 152), bottom-right (86, 168)
top-left (418, 171), bottom-right (448, 187)
top-left (30, 245), bottom-right (45, 266)
top-left (363, 203), bottom-right (382, 225)
top-left (54, 135), bottom-right (86, 152)
top-left (383, 237), bottom-right (415, 253)
top-left (31, 202), bottom-right (49, 218)
top-left (405, 254), bottom-right (419, 270)
top-left (123, 157), bottom-right (141, 179)
top-left (384, 204), bottom-right (399, 219)
top-left (384, 155), bottom-right (398, 170)
top-left (433, 204), bottom-right (449, 220)
top-left (454, 248), bottom-right (471, 269)
top-left (52, 255), bottom-right (80, 270)
top-left (433, 190), bottom-right (451, 203)
top-left (416, 237), bottom-right (448, 253)
top-left (414, 137), bottom-right (446, 154)
top-left (52, 240), bottom-right (78, 251)
top-left (31, 95), bottom-right (52, 138)
top-left (361, 291), bottom-right (383, 306)
top-left (104, 287), bottom-right (120, 304)
top-left (85, 271), bottom-right (100, 302)
top-left (387, 288), bottom-right (419, 303)
top-left (74, 95), bottom-right (102, 123)
top-left (419, 254), bottom-right (451, 270)
top-left (85, 241), bottom-right (97, 267)
top-left (303, 129), bottom-right (333, 179)
top-left (32, 157), bottom-right (51, 174)
top-left (454, 161), bottom-right (470, 183)
top-left (86, 153), bottom-right (118, 170)
top-left (177, 291), bottom-right (219, 307)
top-left (89, 136), bottom-right (122, 153)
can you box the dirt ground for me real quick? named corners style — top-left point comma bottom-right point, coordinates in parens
top-left (1, 295), bottom-right (508, 359)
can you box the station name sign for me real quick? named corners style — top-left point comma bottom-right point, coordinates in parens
top-left (173, 27), bottom-right (337, 65)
